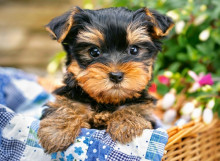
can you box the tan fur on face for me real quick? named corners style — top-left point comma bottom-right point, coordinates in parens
top-left (68, 61), bottom-right (152, 104)
top-left (77, 26), bottom-right (104, 47)
top-left (77, 47), bottom-right (93, 62)
top-left (127, 23), bottom-right (151, 45)
top-left (67, 60), bottom-right (82, 75)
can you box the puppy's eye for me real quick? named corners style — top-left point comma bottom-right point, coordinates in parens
top-left (89, 47), bottom-right (101, 58)
top-left (129, 45), bottom-right (139, 55)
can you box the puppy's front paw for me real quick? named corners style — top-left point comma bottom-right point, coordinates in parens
top-left (38, 118), bottom-right (80, 153)
top-left (37, 108), bottom-right (90, 153)
top-left (107, 110), bottom-right (152, 144)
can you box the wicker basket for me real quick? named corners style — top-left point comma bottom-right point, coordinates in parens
top-left (163, 118), bottom-right (220, 161)
top-left (38, 77), bottom-right (220, 161)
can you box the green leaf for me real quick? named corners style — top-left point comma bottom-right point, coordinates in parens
top-left (176, 53), bottom-right (188, 62)
top-left (186, 45), bottom-right (199, 61)
top-left (196, 43), bottom-right (210, 55)
top-left (213, 98), bottom-right (220, 118)
top-left (211, 29), bottom-right (220, 45)
top-left (177, 35), bottom-right (187, 47)
top-left (192, 64), bottom-right (207, 73)
top-left (156, 83), bottom-right (169, 95)
top-left (168, 62), bottom-right (181, 73)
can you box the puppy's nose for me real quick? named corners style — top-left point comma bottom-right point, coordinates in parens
top-left (109, 72), bottom-right (124, 83)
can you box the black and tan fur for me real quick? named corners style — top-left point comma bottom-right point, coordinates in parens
top-left (38, 6), bottom-right (174, 153)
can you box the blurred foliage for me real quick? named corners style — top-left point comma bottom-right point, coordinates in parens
top-left (47, 51), bottom-right (66, 74)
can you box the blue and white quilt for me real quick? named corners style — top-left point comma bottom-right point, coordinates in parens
top-left (0, 67), bottom-right (50, 119)
top-left (0, 67), bottom-right (168, 161)
top-left (0, 105), bottom-right (168, 161)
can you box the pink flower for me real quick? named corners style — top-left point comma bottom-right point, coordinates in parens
top-left (188, 71), bottom-right (213, 92)
top-left (199, 74), bottom-right (213, 86)
top-left (158, 75), bottom-right (170, 86)
top-left (149, 83), bottom-right (157, 93)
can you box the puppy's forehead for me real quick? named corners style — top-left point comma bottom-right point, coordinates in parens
top-left (76, 8), bottom-right (149, 50)
top-left (90, 8), bottom-right (133, 28)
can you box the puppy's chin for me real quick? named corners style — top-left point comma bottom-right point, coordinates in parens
top-left (68, 61), bottom-right (152, 104)
top-left (111, 84), bottom-right (121, 89)
top-left (92, 84), bottom-right (144, 104)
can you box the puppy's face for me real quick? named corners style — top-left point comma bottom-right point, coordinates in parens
top-left (46, 7), bottom-right (174, 104)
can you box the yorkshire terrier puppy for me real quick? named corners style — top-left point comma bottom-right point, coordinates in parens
top-left (38, 7), bottom-right (174, 153)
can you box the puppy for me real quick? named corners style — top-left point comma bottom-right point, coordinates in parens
top-left (38, 7), bottom-right (174, 153)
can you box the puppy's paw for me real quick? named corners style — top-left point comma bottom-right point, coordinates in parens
top-left (37, 107), bottom-right (90, 153)
top-left (107, 110), bottom-right (152, 144)
top-left (92, 112), bottom-right (111, 129)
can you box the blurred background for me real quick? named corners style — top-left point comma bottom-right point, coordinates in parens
top-left (0, 0), bottom-right (219, 75)
top-left (0, 0), bottom-right (220, 76)
top-left (0, 0), bottom-right (219, 121)
top-left (0, 0), bottom-right (80, 75)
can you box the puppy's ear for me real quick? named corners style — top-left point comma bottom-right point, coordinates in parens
top-left (45, 7), bottom-right (81, 43)
top-left (144, 8), bottom-right (174, 39)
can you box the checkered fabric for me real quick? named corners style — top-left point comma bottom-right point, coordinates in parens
top-left (0, 137), bottom-right (26, 161)
top-left (0, 68), bottom-right (35, 109)
top-left (108, 150), bottom-right (141, 161)
top-left (0, 105), bottom-right (168, 161)
top-left (0, 105), bottom-right (25, 161)
top-left (0, 105), bottom-right (15, 129)
top-left (0, 67), bottom-right (50, 118)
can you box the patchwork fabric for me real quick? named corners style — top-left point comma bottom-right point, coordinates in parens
top-left (85, 135), bottom-right (112, 161)
top-left (0, 105), bottom-right (15, 129)
top-left (0, 105), bottom-right (168, 161)
top-left (26, 120), bottom-right (41, 148)
top-left (108, 150), bottom-right (141, 161)
top-left (0, 68), bottom-right (35, 108)
top-left (0, 105), bottom-right (26, 161)
top-left (0, 137), bottom-right (26, 161)
top-left (99, 132), bottom-right (116, 147)
top-left (0, 67), bottom-right (50, 119)
top-left (145, 130), bottom-right (168, 160)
